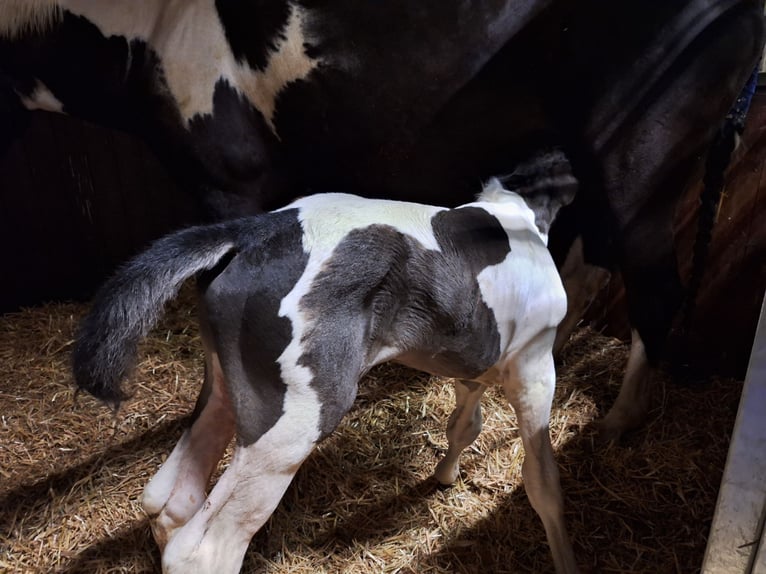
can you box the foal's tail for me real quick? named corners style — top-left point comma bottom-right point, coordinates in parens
top-left (72, 219), bottom-right (246, 407)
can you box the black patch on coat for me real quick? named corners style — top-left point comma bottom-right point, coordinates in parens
top-left (215, 0), bottom-right (292, 71)
top-left (0, 12), bottom-right (144, 126)
top-left (198, 208), bottom-right (308, 446)
top-left (299, 206), bottom-right (511, 438)
top-left (176, 79), bottom-right (284, 217)
top-left (269, 0), bottom-right (544, 200)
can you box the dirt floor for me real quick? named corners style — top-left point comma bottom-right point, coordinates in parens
top-left (0, 291), bottom-right (744, 573)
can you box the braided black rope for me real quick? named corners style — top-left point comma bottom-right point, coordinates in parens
top-left (680, 63), bottom-right (760, 331)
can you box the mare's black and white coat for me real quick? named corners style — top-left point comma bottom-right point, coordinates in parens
top-left (4, 0), bottom-right (765, 445)
top-left (73, 180), bottom-right (576, 574)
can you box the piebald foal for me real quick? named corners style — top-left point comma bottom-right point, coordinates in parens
top-left (73, 179), bottom-right (577, 573)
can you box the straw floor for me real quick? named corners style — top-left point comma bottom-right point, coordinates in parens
top-left (0, 289), bottom-right (743, 573)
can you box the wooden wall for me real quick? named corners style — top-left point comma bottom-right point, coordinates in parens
top-left (0, 112), bottom-right (202, 313)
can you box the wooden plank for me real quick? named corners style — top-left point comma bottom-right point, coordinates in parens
top-left (78, 120), bottom-right (137, 268)
top-left (0, 112), bottom-right (95, 308)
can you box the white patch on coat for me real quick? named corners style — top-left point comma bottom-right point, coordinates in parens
top-left (0, 0), bottom-right (62, 38)
top-left (367, 344), bottom-right (404, 367)
top-left (18, 79), bottom-right (65, 113)
top-left (275, 279), bottom-right (325, 446)
top-left (60, 0), bottom-right (319, 133)
top-left (235, 4), bottom-right (319, 133)
top-left (474, 177), bottom-right (547, 243)
top-left (471, 181), bottom-right (567, 379)
top-left (284, 193), bottom-right (446, 253)
top-left (477, 241), bottom-right (566, 358)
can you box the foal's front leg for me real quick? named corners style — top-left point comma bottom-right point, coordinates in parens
top-left (503, 331), bottom-right (578, 574)
top-left (434, 379), bottom-right (487, 485)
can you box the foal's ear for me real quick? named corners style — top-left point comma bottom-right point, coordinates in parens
top-left (494, 148), bottom-right (579, 236)
top-left (497, 148), bottom-right (578, 201)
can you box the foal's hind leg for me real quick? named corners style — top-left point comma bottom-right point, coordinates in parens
top-left (434, 379), bottom-right (487, 485)
top-left (161, 418), bottom-right (319, 574)
top-left (142, 346), bottom-right (235, 550)
top-left (160, 362), bottom-right (361, 574)
top-left (503, 331), bottom-right (578, 574)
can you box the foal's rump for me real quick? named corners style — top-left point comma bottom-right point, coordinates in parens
top-left (70, 213), bottom-right (278, 405)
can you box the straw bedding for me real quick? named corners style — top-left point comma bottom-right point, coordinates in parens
top-left (0, 287), bottom-right (743, 573)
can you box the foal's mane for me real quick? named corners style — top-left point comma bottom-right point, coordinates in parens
top-left (476, 177), bottom-right (519, 204)
top-left (0, 0), bottom-right (62, 38)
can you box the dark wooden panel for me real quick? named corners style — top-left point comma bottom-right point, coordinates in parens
top-left (0, 112), bottom-right (203, 313)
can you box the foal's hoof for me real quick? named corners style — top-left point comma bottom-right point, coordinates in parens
top-left (433, 459), bottom-right (459, 486)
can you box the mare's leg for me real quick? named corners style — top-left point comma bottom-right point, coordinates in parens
top-left (503, 330), bottom-right (578, 574)
top-left (434, 379), bottom-right (487, 485)
top-left (598, 47), bottom-right (759, 440)
top-left (560, 1), bottom-right (763, 441)
top-left (142, 345), bottom-right (236, 549)
top-left (597, 329), bottom-right (653, 442)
